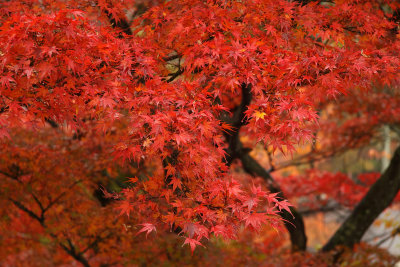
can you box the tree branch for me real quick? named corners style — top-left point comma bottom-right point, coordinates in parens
top-left (223, 83), bottom-right (252, 165)
top-left (103, 9), bottom-right (132, 37)
top-left (298, 204), bottom-right (341, 216)
top-left (165, 68), bottom-right (184, 83)
top-left (9, 198), bottom-right (45, 225)
top-left (9, 185), bottom-right (92, 267)
top-left (322, 146), bottom-right (400, 252)
top-left (45, 118), bottom-right (59, 128)
top-left (221, 83), bottom-right (307, 251)
top-left (239, 151), bottom-right (307, 251)
top-left (44, 180), bottom-right (82, 213)
top-left (58, 238), bottom-right (91, 267)
top-left (163, 53), bottom-right (182, 62)
top-left (81, 233), bottom-right (110, 254)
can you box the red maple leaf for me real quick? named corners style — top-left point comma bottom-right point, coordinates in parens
top-left (169, 177), bottom-right (182, 192)
top-left (182, 237), bottom-right (204, 254)
top-left (243, 212), bottom-right (267, 230)
top-left (136, 223), bottom-right (157, 238)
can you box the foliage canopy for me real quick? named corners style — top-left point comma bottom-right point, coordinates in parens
top-left (1, 0), bottom-right (400, 265)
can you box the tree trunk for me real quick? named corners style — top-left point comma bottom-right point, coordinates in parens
top-left (240, 152), bottom-right (307, 251)
top-left (322, 146), bottom-right (400, 251)
top-left (221, 83), bottom-right (307, 251)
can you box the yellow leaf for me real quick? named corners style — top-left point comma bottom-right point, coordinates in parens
top-left (254, 111), bottom-right (266, 121)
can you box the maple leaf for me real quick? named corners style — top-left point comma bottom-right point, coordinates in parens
top-left (100, 97), bottom-right (116, 109)
top-left (70, 10), bottom-right (86, 19)
top-left (127, 177), bottom-right (138, 184)
top-left (181, 222), bottom-right (209, 240)
top-left (275, 200), bottom-right (294, 216)
top-left (172, 199), bottom-right (184, 210)
top-left (242, 197), bottom-right (259, 212)
top-left (211, 225), bottom-right (236, 240)
top-left (174, 132), bottom-right (192, 146)
top-left (220, 121), bottom-right (235, 133)
top-left (0, 75), bottom-right (15, 88)
top-left (136, 223), bottom-right (156, 238)
top-left (100, 186), bottom-right (115, 199)
top-left (161, 189), bottom-right (173, 203)
top-left (227, 180), bottom-right (243, 197)
top-left (164, 163), bottom-right (176, 177)
top-left (169, 177), bottom-right (182, 192)
top-left (265, 192), bottom-right (279, 205)
top-left (36, 62), bottom-right (55, 79)
top-left (243, 212), bottom-right (267, 230)
top-left (254, 111), bottom-right (266, 121)
top-left (117, 201), bottom-right (134, 217)
top-left (182, 237), bottom-right (204, 254)
top-left (251, 184), bottom-right (267, 198)
top-left (41, 46), bottom-right (58, 57)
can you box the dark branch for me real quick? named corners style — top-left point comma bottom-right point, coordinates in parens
top-left (298, 204), bottom-right (341, 216)
top-left (322, 146), bottom-right (400, 252)
top-left (165, 68), bottom-right (184, 83)
top-left (0, 169), bottom-right (22, 182)
top-left (44, 180), bottom-right (82, 213)
top-left (9, 184), bottom-right (92, 267)
top-left (240, 152), bottom-right (307, 251)
top-left (31, 192), bottom-right (45, 215)
top-left (45, 118), bottom-right (59, 128)
top-left (0, 105), bottom-right (9, 114)
top-left (58, 238), bottom-right (91, 267)
top-left (81, 233), bottom-right (109, 254)
top-left (163, 54), bottom-right (182, 62)
top-left (103, 10), bottom-right (132, 36)
top-left (223, 83), bottom-right (252, 165)
top-left (9, 198), bottom-right (45, 225)
top-left (220, 83), bottom-right (307, 251)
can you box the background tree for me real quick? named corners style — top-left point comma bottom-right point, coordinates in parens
top-left (1, 0), bottom-right (400, 265)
